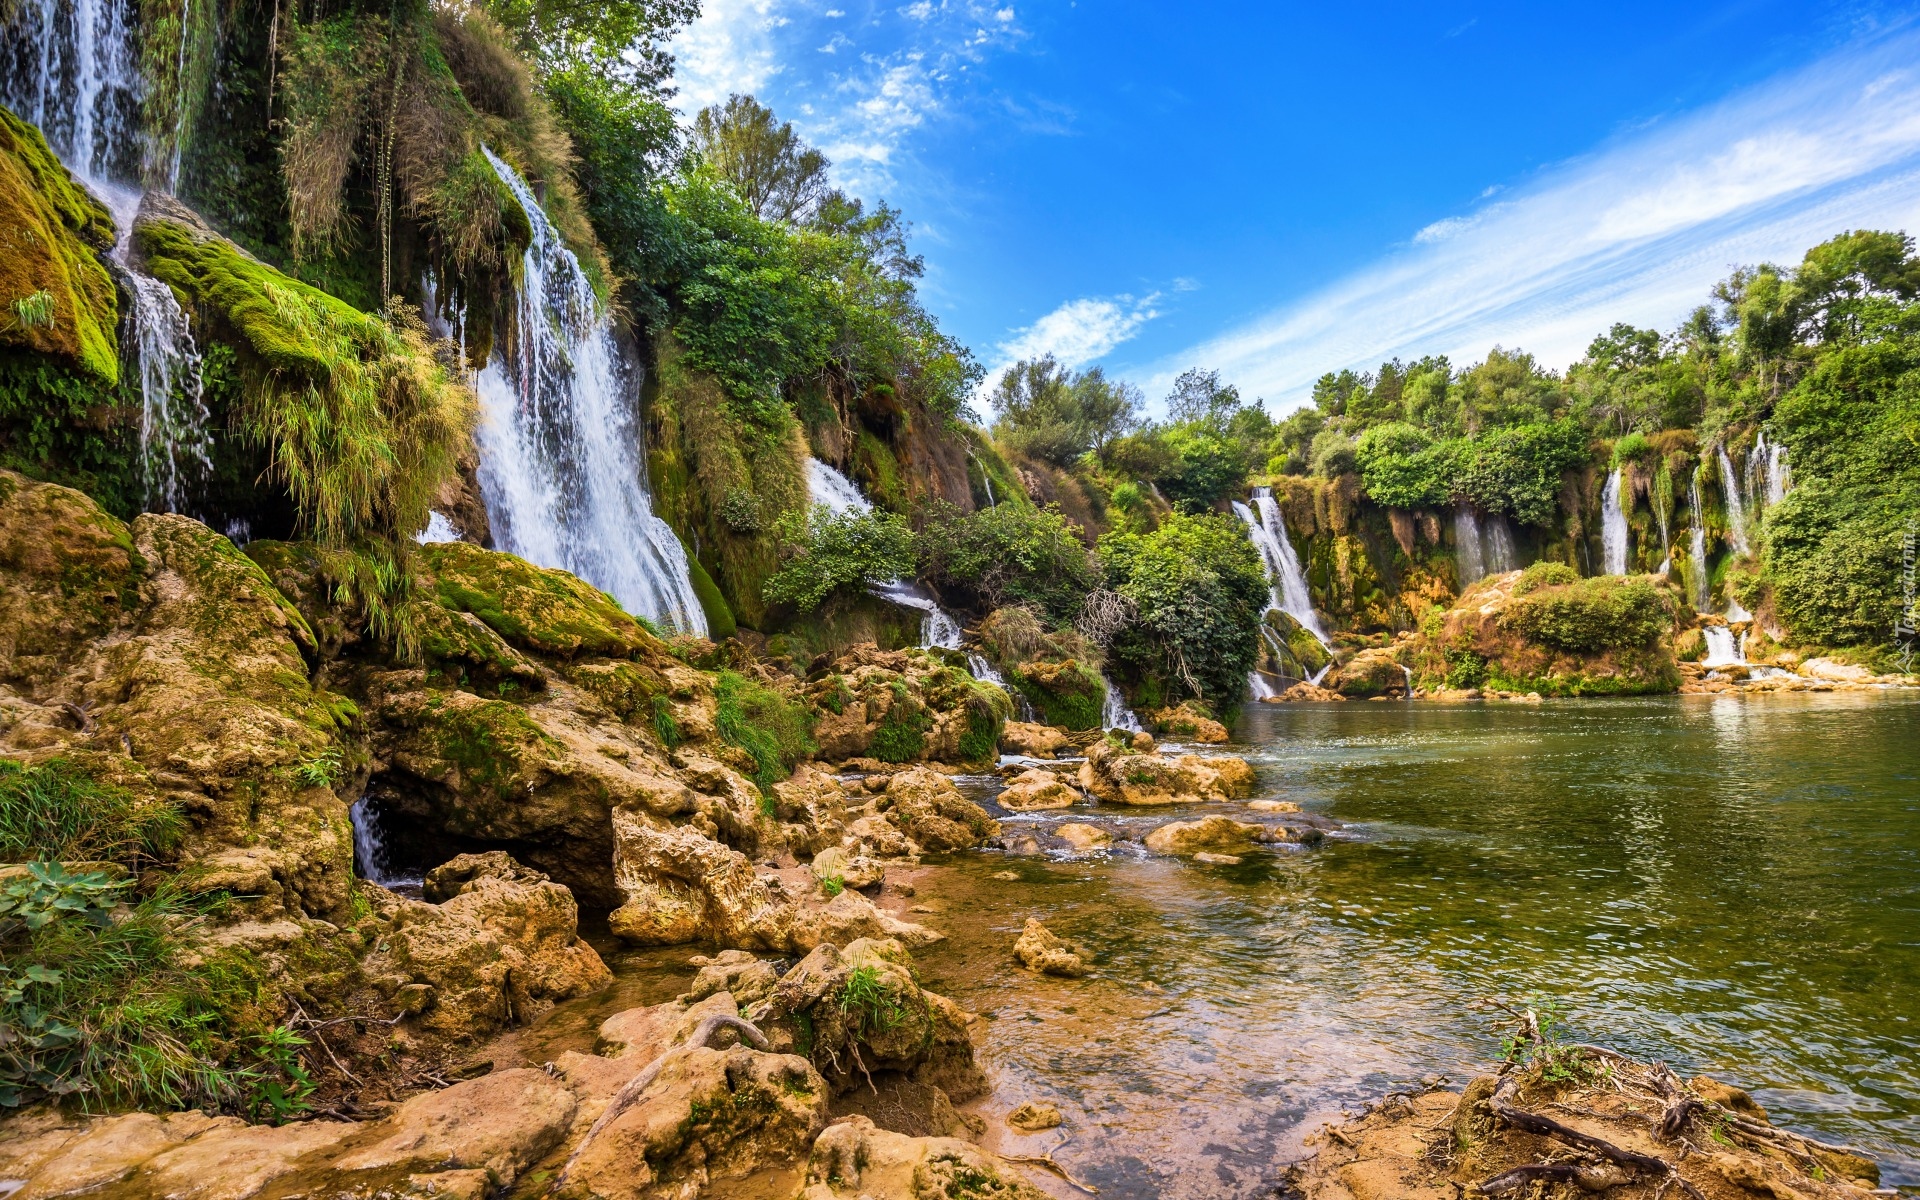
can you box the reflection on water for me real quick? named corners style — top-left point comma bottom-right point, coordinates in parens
top-left (910, 693), bottom-right (1920, 1200)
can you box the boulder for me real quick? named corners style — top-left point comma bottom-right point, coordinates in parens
top-left (1053, 823), bottom-right (1113, 852)
top-left (995, 768), bottom-right (1079, 812)
top-left (811, 844), bottom-right (887, 891)
top-left (800, 1116), bottom-right (1049, 1200)
top-left (761, 939), bottom-right (986, 1104)
top-left (1007, 1101), bottom-right (1063, 1132)
top-left (1077, 739), bottom-right (1257, 806)
top-left (1148, 700), bottom-right (1230, 744)
top-left (1248, 799), bottom-right (1301, 813)
top-left (595, 991), bottom-right (744, 1060)
top-left (1011, 918), bottom-right (1091, 977)
top-left (1143, 815), bottom-right (1270, 856)
top-left (333, 1068), bottom-right (577, 1177)
top-left (554, 1046), bottom-right (828, 1200)
top-left (803, 645), bottom-right (1009, 765)
top-left (998, 720), bottom-right (1070, 758)
top-left (881, 768), bottom-right (999, 849)
top-left (682, 950), bottom-right (782, 1006)
top-left (1326, 647), bottom-right (1410, 698)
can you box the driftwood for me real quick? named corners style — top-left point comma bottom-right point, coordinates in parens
top-left (999, 1132), bottom-right (1100, 1194)
top-left (552, 1014), bottom-right (769, 1192)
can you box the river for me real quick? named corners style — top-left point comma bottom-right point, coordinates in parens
top-left (907, 693), bottom-right (1920, 1198)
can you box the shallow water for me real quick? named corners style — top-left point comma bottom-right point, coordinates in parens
top-left (909, 693), bottom-right (1920, 1199)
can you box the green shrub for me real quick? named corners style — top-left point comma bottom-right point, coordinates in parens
top-left (869, 685), bottom-right (932, 763)
top-left (1511, 561), bottom-right (1579, 596)
top-left (762, 504), bottom-right (915, 613)
top-left (1009, 661), bottom-right (1105, 731)
top-left (0, 758), bottom-right (181, 866)
top-left (1098, 511), bottom-right (1268, 705)
top-left (715, 670), bottom-right (815, 790)
top-left (916, 500), bottom-right (1099, 625)
top-left (0, 865), bottom-right (304, 1112)
top-left (1500, 576), bottom-right (1672, 652)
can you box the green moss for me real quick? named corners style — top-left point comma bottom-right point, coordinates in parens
top-left (1009, 660), bottom-right (1105, 731)
top-left (715, 670), bottom-right (815, 790)
top-left (851, 428), bottom-right (906, 512)
top-left (683, 546), bottom-right (736, 639)
top-left (0, 105), bottom-right (118, 383)
top-left (431, 698), bottom-right (559, 800)
top-left (869, 688), bottom-right (932, 763)
top-left (425, 540), bottom-right (659, 659)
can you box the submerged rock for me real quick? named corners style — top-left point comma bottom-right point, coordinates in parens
top-left (995, 767), bottom-right (1080, 811)
top-left (1012, 918), bottom-right (1092, 977)
top-left (1077, 738), bottom-right (1257, 806)
top-left (999, 720), bottom-right (1071, 758)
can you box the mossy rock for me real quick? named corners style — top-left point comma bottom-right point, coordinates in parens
top-left (1009, 658), bottom-right (1105, 731)
top-left (0, 105), bottom-right (119, 382)
top-left (423, 540), bottom-right (664, 660)
top-left (0, 470), bottom-right (146, 676)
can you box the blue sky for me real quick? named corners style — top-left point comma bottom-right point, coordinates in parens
top-left (668, 1), bottom-right (1920, 413)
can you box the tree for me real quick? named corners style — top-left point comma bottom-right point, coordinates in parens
top-left (990, 356), bottom-right (1141, 465)
top-left (690, 95), bottom-right (831, 224)
top-left (483, 0), bottom-right (697, 86)
top-left (1165, 367), bottom-right (1242, 425)
top-left (1097, 512), bottom-right (1268, 705)
top-left (762, 505), bottom-right (915, 612)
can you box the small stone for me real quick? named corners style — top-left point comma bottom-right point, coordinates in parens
top-left (1054, 823), bottom-right (1112, 851)
top-left (1193, 851), bottom-right (1242, 865)
top-left (992, 870), bottom-right (1020, 881)
top-left (1248, 799), bottom-right (1301, 813)
top-left (1011, 917), bottom-right (1091, 977)
top-left (1007, 1101), bottom-right (1063, 1132)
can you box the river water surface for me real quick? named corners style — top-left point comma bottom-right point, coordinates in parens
top-left (906, 693), bottom-right (1920, 1199)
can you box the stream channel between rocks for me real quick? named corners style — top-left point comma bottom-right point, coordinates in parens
top-left (482, 692), bottom-right (1920, 1200)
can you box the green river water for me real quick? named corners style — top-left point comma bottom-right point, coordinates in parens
top-left (902, 692), bottom-right (1920, 1200)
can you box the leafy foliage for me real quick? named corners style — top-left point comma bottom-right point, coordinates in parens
top-left (1501, 576), bottom-right (1674, 652)
top-left (989, 356), bottom-right (1140, 465)
top-left (916, 500), bottom-right (1100, 625)
top-left (762, 504), bottom-right (916, 613)
top-left (1097, 512), bottom-right (1269, 705)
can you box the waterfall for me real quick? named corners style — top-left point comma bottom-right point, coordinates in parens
top-left (1600, 467), bottom-right (1630, 575)
top-left (1101, 675), bottom-right (1144, 733)
top-left (1453, 504), bottom-right (1485, 586)
top-left (1764, 439), bottom-right (1789, 507)
top-left (1247, 670), bottom-right (1277, 701)
top-left (416, 512), bottom-right (460, 543)
top-left (1687, 473), bottom-right (1710, 611)
top-left (1482, 512), bottom-right (1518, 574)
top-left (1701, 626), bottom-right (1744, 668)
top-left (472, 149), bottom-right (705, 634)
top-left (6, 0), bottom-right (211, 517)
top-left (805, 457), bottom-right (966, 651)
top-left (1716, 446), bottom-right (1751, 557)
top-left (1233, 489), bottom-right (1329, 641)
top-left (349, 796), bottom-right (421, 890)
top-left (1751, 432), bottom-right (1789, 510)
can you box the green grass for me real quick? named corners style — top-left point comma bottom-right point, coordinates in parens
top-left (835, 965), bottom-right (906, 1038)
top-left (8, 290), bottom-right (54, 331)
top-left (715, 670), bottom-right (815, 791)
top-left (0, 758), bottom-right (182, 866)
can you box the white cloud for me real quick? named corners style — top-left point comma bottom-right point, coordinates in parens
top-left (1143, 30), bottom-right (1920, 410)
top-left (979, 294), bottom-right (1163, 391)
top-left (670, 0), bottom-right (785, 114)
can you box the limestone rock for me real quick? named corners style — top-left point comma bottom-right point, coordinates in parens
top-left (1149, 700), bottom-right (1229, 743)
top-left (596, 991), bottom-right (744, 1060)
top-left (1193, 851), bottom-right (1242, 865)
top-left (554, 1045), bottom-right (828, 1200)
top-left (1054, 822), bottom-right (1112, 851)
top-left (1248, 799), bottom-right (1301, 813)
top-left (682, 950), bottom-right (782, 1005)
top-left (995, 767), bottom-right (1079, 812)
top-left (333, 1068), bottom-right (577, 1177)
top-left (1011, 918), bottom-right (1091, 977)
top-left (800, 1116), bottom-right (1050, 1200)
top-left (882, 768), bottom-right (999, 849)
top-left (999, 721), bottom-right (1069, 758)
top-left (804, 645), bottom-right (1010, 765)
top-left (811, 844), bottom-right (887, 890)
top-left (1143, 815), bottom-right (1270, 856)
top-left (1077, 739), bottom-right (1257, 806)
top-left (763, 939), bottom-right (986, 1103)
top-left (1007, 1101), bottom-right (1063, 1132)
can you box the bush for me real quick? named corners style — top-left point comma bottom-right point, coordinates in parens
top-left (1354, 422), bottom-right (1453, 509)
top-left (1500, 576), bottom-right (1673, 652)
top-left (1097, 512), bottom-right (1268, 705)
top-left (1511, 561), bottom-right (1579, 596)
top-left (0, 758), bottom-right (181, 866)
top-left (0, 864), bottom-right (305, 1112)
top-left (715, 671), bottom-right (815, 791)
top-left (917, 501), bottom-right (1099, 625)
top-left (1453, 420), bottom-right (1589, 525)
top-left (762, 504), bottom-right (915, 613)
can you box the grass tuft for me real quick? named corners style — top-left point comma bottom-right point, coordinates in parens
top-left (0, 758), bottom-right (181, 867)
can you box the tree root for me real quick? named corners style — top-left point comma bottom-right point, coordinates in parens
top-left (1476, 1064), bottom-right (1705, 1199)
top-left (1000, 1133), bottom-right (1100, 1194)
top-left (551, 1014), bottom-right (769, 1193)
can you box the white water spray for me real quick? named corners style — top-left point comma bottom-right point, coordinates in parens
top-left (1717, 446), bottom-right (1751, 558)
top-left (1453, 504), bottom-right (1485, 586)
top-left (1233, 489), bottom-right (1329, 641)
top-left (349, 796), bottom-right (421, 891)
top-left (1600, 466), bottom-right (1630, 575)
top-left (1687, 472), bottom-right (1710, 612)
top-left (473, 149), bottom-right (705, 634)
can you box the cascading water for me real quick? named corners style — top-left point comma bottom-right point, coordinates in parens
top-left (1717, 446), bottom-right (1751, 557)
top-left (1235, 489), bottom-right (1337, 694)
top-left (1687, 472), bottom-right (1710, 611)
top-left (1101, 676), bottom-right (1144, 733)
top-left (1600, 466), bottom-right (1630, 575)
top-left (1749, 432), bottom-right (1789, 511)
top-left (1481, 512), bottom-right (1518, 574)
top-left (348, 796), bottom-right (421, 892)
top-left (1701, 626), bottom-right (1743, 668)
top-left (1453, 504), bottom-right (1485, 586)
top-left (6, 0), bottom-right (212, 516)
top-left (473, 149), bottom-right (705, 634)
top-left (805, 457), bottom-right (964, 650)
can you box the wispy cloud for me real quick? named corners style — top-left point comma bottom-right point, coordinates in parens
top-left (1145, 27), bottom-right (1920, 409)
top-left (670, 0), bottom-right (1028, 194)
top-left (979, 293), bottom-right (1163, 391)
